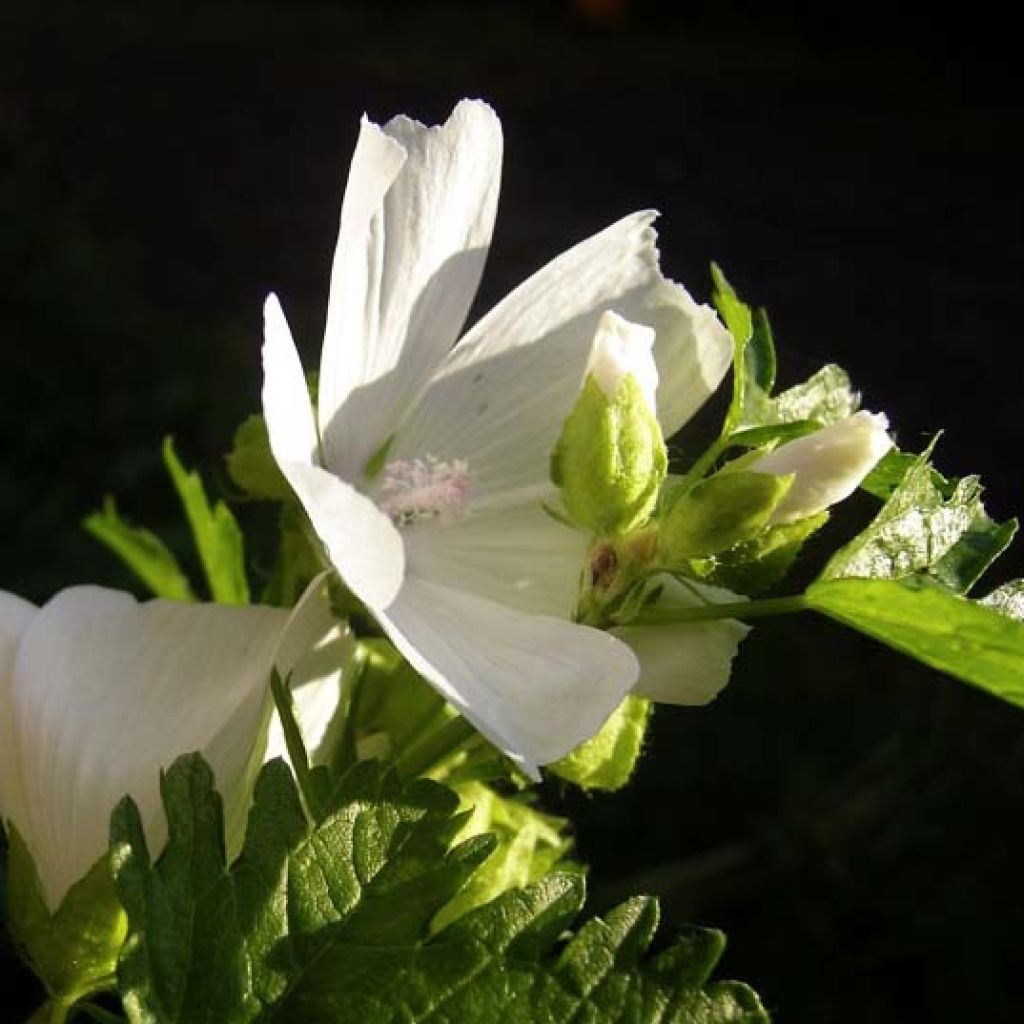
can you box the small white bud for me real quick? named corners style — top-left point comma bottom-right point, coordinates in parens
top-left (586, 310), bottom-right (659, 414)
top-left (751, 410), bottom-right (893, 523)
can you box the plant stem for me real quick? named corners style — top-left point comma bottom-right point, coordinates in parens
top-left (636, 593), bottom-right (809, 625)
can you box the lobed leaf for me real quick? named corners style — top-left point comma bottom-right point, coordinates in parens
top-left (110, 755), bottom-right (767, 1024)
top-left (83, 498), bottom-right (195, 602)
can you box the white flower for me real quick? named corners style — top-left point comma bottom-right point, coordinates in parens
top-left (751, 410), bottom-right (893, 523)
top-left (0, 582), bottom-right (334, 911)
top-left (261, 99), bottom-right (733, 776)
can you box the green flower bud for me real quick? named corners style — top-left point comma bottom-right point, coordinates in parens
top-left (551, 312), bottom-right (667, 536)
top-left (659, 470), bottom-right (794, 564)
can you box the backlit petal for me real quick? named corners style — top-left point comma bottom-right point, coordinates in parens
top-left (9, 586), bottom-right (329, 910)
top-left (378, 578), bottom-right (639, 778)
top-left (614, 578), bottom-right (750, 705)
top-left (319, 100), bottom-right (503, 480)
top-left (389, 212), bottom-right (725, 511)
top-left (263, 295), bottom-right (406, 611)
top-left (403, 502), bottom-right (587, 618)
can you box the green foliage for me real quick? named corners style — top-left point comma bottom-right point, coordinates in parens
top-left (659, 471), bottom-right (792, 563)
top-left (550, 696), bottom-right (652, 791)
top-left (822, 445), bottom-right (1016, 591)
top-left (553, 374), bottom-right (667, 536)
top-left (162, 437), bottom-right (249, 604)
top-left (707, 512), bottom-right (830, 596)
top-left (225, 415), bottom-right (292, 501)
top-left (260, 503), bottom-right (323, 607)
top-left (433, 782), bottom-right (572, 931)
top-left (110, 755), bottom-right (767, 1024)
top-left (806, 577), bottom-right (1024, 709)
top-left (710, 263), bottom-right (757, 436)
top-left (981, 580), bottom-right (1024, 621)
top-left (83, 498), bottom-right (195, 602)
top-left (5, 827), bottom-right (125, 1023)
top-left (749, 364), bottom-right (858, 429)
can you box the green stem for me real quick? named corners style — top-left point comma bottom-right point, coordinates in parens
top-left (269, 670), bottom-right (325, 821)
top-left (332, 645), bottom-right (369, 776)
top-left (75, 1003), bottom-right (126, 1024)
top-left (393, 715), bottom-right (480, 782)
top-left (633, 593), bottom-right (809, 625)
top-left (676, 434), bottom-right (731, 491)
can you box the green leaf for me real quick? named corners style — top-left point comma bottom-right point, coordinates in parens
top-left (707, 511), bottom-right (830, 596)
top-left (806, 576), bottom-right (1024, 709)
top-left (6, 826), bottom-right (126, 1023)
top-left (710, 264), bottom-right (754, 437)
top-left (111, 755), bottom-right (766, 1024)
top-left (746, 307), bottom-right (776, 394)
top-left (550, 695), bottom-right (652, 791)
top-left (432, 782), bottom-right (572, 931)
top-left (823, 444), bottom-right (1015, 592)
top-left (162, 437), bottom-right (249, 605)
top-left (225, 415), bottom-right (293, 501)
top-left (980, 580), bottom-right (1024, 621)
top-left (83, 498), bottom-right (195, 602)
top-left (752, 363), bottom-right (858, 428)
top-left (725, 419), bottom-right (821, 450)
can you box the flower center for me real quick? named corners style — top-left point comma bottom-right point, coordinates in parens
top-left (379, 456), bottom-right (471, 526)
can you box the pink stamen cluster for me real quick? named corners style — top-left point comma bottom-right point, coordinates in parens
top-left (379, 456), bottom-right (472, 526)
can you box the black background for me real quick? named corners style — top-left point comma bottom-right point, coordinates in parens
top-left (2, 3), bottom-right (1023, 1021)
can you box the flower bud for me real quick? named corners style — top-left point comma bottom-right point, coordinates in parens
top-left (749, 410), bottom-right (892, 523)
top-left (659, 470), bottom-right (794, 564)
top-left (551, 311), bottom-right (667, 536)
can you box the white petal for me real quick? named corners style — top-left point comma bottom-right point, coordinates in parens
top-left (403, 502), bottom-right (588, 618)
top-left (266, 619), bottom-right (355, 767)
top-left (0, 591), bottom-right (37, 849)
top-left (263, 295), bottom-right (406, 611)
top-left (389, 212), bottom-right (723, 510)
top-left (262, 294), bottom-right (319, 465)
top-left (378, 578), bottom-right (639, 778)
top-left (751, 411), bottom-right (893, 523)
top-left (651, 278), bottom-right (734, 441)
top-left (319, 100), bottom-right (503, 480)
top-left (614, 578), bottom-right (750, 705)
top-left (8, 588), bottom-right (324, 909)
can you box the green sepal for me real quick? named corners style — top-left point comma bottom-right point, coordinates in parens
top-left (5, 825), bottom-right (125, 1023)
top-left (162, 437), bottom-right (249, 605)
top-left (550, 695), bottom-right (652, 792)
top-left (553, 374), bottom-right (667, 537)
top-left (225, 414), bottom-right (293, 501)
top-left (432, 782), bottom-right (572, 931)
top-left (659, 471), bottom-right (793, 563)
top-left (83, 497), bottom-right (195, 602)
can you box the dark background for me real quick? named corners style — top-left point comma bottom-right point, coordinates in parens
top-left (3, 3), bottom-right (1023, 1021)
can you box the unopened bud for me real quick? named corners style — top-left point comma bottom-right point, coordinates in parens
top-left (749, 411), bottom-right (892, 523)
top-left (551, 312), bottom-right (667, 536)
top-left (659, 471), bottom-right (793, 564)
